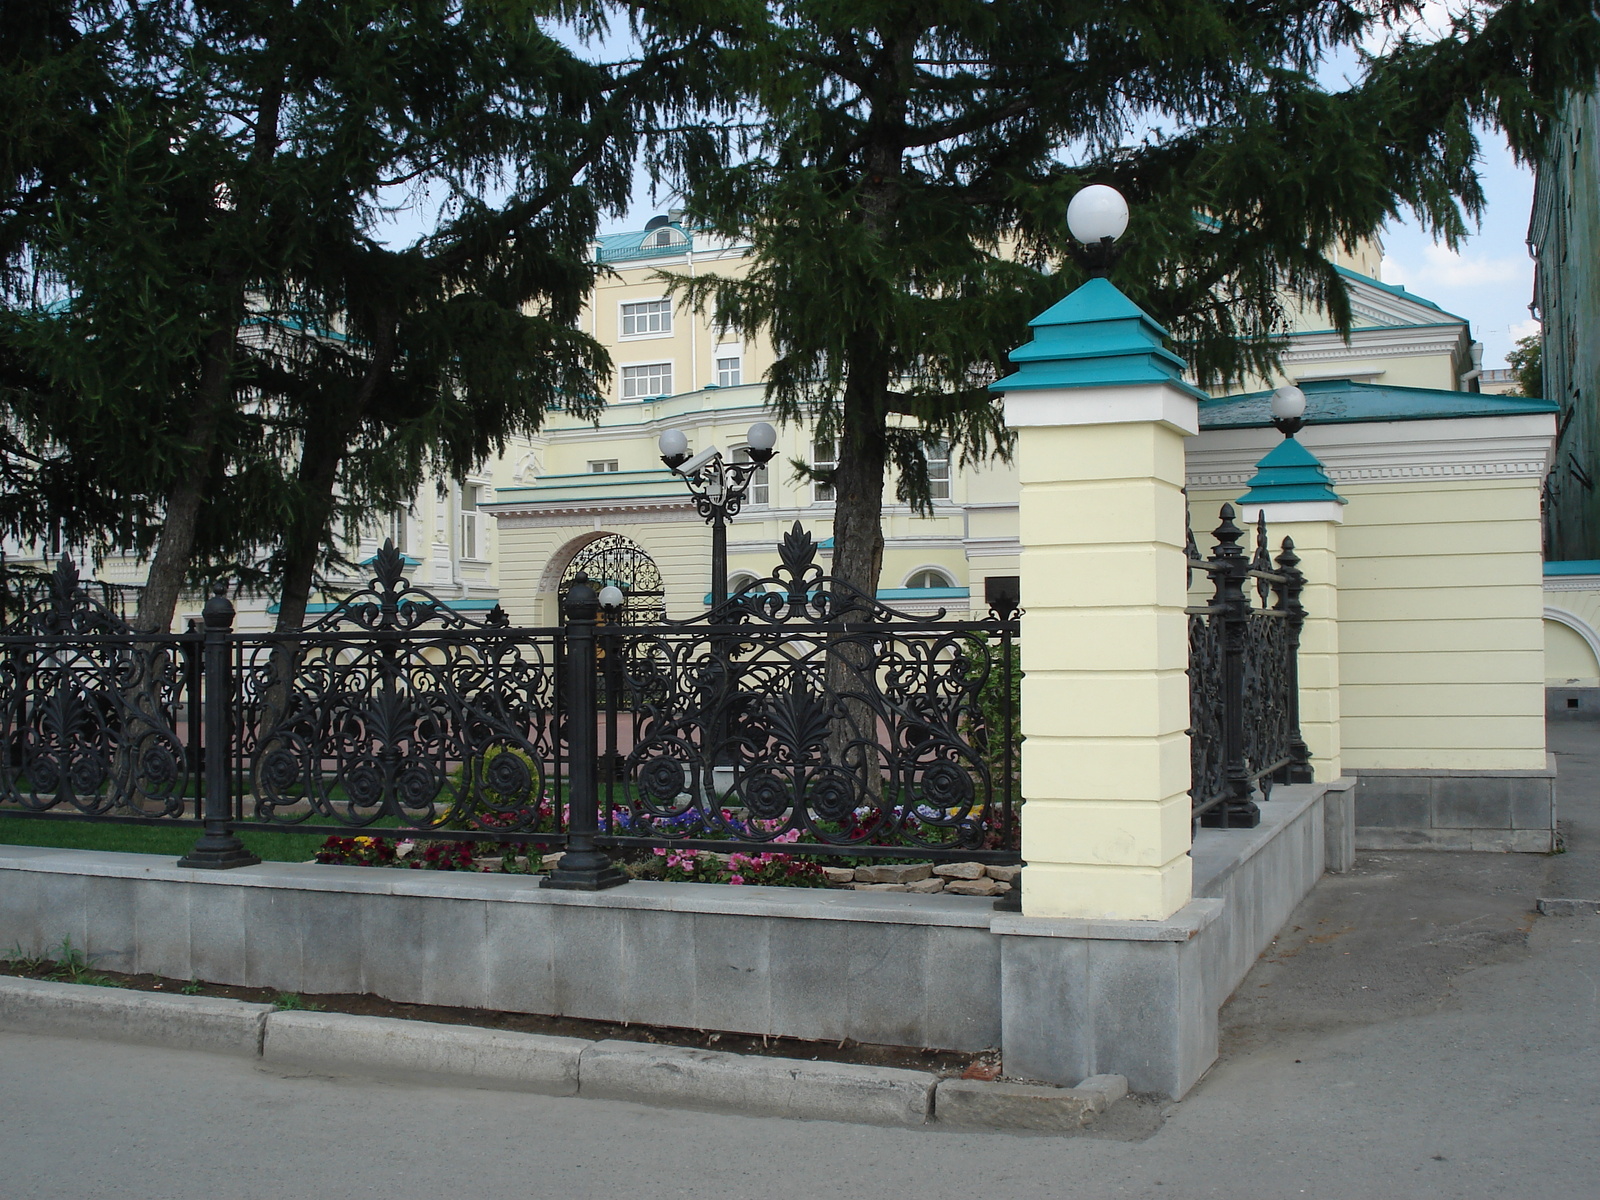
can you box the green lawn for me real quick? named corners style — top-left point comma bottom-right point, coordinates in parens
top-left (0, 815), bottom-right (327, 862)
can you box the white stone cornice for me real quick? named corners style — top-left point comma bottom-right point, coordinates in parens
top-left (1002, 382), bottom-right (1200, 435)
top-left (1544, 577), bottom-right (1600, 592)
top-left (963, 536), bottom-right (1022, 558)
top-left (1187, 413), bottom-right (1557, 492)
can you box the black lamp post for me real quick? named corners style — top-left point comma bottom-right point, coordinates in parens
top-left (659, 421), bottom-right (779, 607)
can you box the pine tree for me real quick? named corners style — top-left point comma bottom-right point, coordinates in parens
top-left (655, 0), bottom-right (1600, 600)
top-left (1, 0), bottom-right (706, 631)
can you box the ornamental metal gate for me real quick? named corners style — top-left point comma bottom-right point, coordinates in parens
top-left (559, 534), bottom-right (665, 625)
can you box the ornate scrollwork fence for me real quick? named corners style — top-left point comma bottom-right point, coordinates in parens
top-left (1186, 503), bottom-right (1312, 828)
top-left (0, 557), bottom-right (195, 819)
top-left (0, 532), bottom-right (1020, 880)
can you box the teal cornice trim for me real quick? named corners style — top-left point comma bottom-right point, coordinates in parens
top-left (1237, 436), bottom-right (1346, 506)
top-left (1545, 560), bottom-right (1600, 576)
top-left (990, 278), bottom-right (1207, 400)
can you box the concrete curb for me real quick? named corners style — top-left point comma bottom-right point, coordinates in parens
top-left (264, 1011), bottom-right (584, 1096)
top-left (0, 978), bottom-right (1129, 1129)
top-left (0, 978), bottom-right (273, 1057)
top-left (578, 1039), bottom-right (937, 1126)
top-left (1536, 897), bottom-right (1600, 916)
top-left (934, 1073), bottom-right (1129, 1131)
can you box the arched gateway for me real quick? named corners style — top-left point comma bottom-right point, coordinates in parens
top-left (558, 533), bottom-right (665, 624)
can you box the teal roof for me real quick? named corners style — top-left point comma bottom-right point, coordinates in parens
top-left (990, 278), bottom-right (1208, 400)
top-left (1545, 561), bottom-right (1600, 576)
top-left (1238, 436), bottom-right (1345, 506)
top-left (595, 224), bottom-right (695, 264)
top-left (1332, 266), bottom-right (1465, 322)
top-left (1200, 378), bottom-right (1557, 430)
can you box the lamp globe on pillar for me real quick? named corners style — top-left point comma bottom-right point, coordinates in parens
top-left (597, 584), bottom-right (625, 615)
top-left (1066, 184), bottom-right (1129, 278)
top-left (1270, 384), bottom-right (1307, 438)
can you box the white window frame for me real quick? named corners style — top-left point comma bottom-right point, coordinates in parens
top-left (589, 459), bottom-right (619, 473)
top-left (715, 355), bottom-right (742, 387)
top-left (386, 507), bottom-right (409, 553)
top-left (904, 566), bottom-right (955, 590)
top-left (618, 297), bottom-right (673, 340)
top-left (620, 361), bottom-right (674, 400)
top-left (811, 436), bottom-right (836, 504)
top-left (926, 438), bottom-right (951, 501)
top-left (458, 482), bottom-right (487, 561)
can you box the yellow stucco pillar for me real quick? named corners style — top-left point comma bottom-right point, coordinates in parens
top-left (991, 278), bottom-right (1205, 921)
top-left (1237, 435), bottom-right (1348, 784)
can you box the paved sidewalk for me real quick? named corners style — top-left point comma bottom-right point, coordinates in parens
top-left (1, 728), bottom-right (1597, 1199)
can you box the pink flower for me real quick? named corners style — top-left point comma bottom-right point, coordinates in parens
top-left (729, 874), bottom-right (745, 886)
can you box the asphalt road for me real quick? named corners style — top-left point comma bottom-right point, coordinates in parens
top-left (2, 729), bottom-right (1597, 1200)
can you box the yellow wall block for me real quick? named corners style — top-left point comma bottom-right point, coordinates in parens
top-left (1341, 650), bottom-right (1545, 686)
top-left (1018, 483), bottom-right (1186, 547)
top-left (1021, 859), bottom-right (1193, 922)
top-left (1545, 618), bottom-right (1600, 682)
top-left (1021, 733), bottom-right (1192, 800)
top-left (1017, 423), bottom-right (1185, 484)
top-left (1020, 545), bottom-right (1191, 609)
top-left (1021, 670), bottom-right (1191, 739)
top-left (1021, 795), bottom-right (1193, 867)
top-left (1021, 609), bottom-right (1189, 672)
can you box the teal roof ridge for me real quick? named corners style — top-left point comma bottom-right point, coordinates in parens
top-left (1238, 435), bottom-right (1345, 506)
top-left (991, 278), bottom-right (1207, 401)
top-left (1332, 265), bottom-right (1466, 322)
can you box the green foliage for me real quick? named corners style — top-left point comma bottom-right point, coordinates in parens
top-left (4, 936), bottom-right (120, 987)
top-left (651, 0), bottom-right (1600, 593)
top-left (0, 0), bottom-right (694, 628)
top-left (270, 991), bottom-right (322, 1012)
top-left (0, 815), bottom-right (324, 862)
top-left (963, 635), bottom-right (1021, 780)
top-left (1508, 333), bottom-right (1543, 398)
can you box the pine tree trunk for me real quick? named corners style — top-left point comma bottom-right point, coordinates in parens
top-left (133, 328), bottom-right (235, 633)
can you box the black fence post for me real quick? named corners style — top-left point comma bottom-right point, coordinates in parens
top-left (544, 576), bottom-right (627, 891)
top-left (178, 583), bottom-right (260, 869)
top-left (1202, 505), bottom-right (1261, 829)
top-left (1275, 537), bottom-right (1314, 784)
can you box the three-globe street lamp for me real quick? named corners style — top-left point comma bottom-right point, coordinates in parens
top-left (659, 421), bottom-right (779, 607)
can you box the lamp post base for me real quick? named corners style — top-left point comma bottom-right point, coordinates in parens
top-left (177, 831), bottom-right (261, 870)
top-left (542, 849), bottom-right (629, 891)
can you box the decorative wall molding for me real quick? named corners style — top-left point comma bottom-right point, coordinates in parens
top-left (492, 500), bottom-right (697, 529)
top-left (1544, 605), bottom-right (1600, 668)
top-left (1187, 414), bottom-right (1557, 493)
top-left (1543, 576), bottom-right (1600, 592)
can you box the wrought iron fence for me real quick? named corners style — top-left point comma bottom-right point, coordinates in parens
top-left (1185, 503), bottom-right (1312, 828)
top-left (0, 532), bottom-right (1020, 883)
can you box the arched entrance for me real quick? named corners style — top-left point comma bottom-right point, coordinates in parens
top-left (559, 533), bottom-right (665, 624)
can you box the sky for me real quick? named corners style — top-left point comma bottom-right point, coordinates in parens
top-left (1378, 135), bottom-right (1539, 370)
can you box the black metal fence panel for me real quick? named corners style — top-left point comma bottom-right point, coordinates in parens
top-left (1186, 503), bottom-right (1312, 828)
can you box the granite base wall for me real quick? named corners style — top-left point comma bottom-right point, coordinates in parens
top-left (1351, 757), bottom-right (1557, 852)
top-left (0, 782), bottom-right (1341, 1100)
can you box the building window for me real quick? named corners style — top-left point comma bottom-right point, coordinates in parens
top-left (728, 572), bottom-right (760, 597)
top-left (620, 299), bottom-right (672, 337)
top-left (906, 568), bottom-right (953, 590)
top-left (927, 439), bottom-right (950, 500)
top-left (734, 448), bottom-right (768, 506)
top-left (715, 356), bottom-right (742, 387)
top-left (812, 437), bottom-right (836, 503)
top-left (589, 460), bottom-right (619, 473)
top-left (387, 508), bottom-right (408, 553)
top-left (459, 484), bottom-right (484, 559)
top-left (622, 362), bottom-right (673, 399)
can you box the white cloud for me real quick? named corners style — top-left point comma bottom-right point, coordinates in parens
top-left (1392, 243), bottom-right (1528, 291)
top-left (1510, 318), bottom-right (1541, 342)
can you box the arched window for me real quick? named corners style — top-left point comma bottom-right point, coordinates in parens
top-left (728, 572), bottom-right (761, 597)
top-left (905, 568), bottom-right (953, 590)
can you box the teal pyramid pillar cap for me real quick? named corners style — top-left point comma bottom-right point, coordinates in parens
top-left (1237, 436), bottom-right (1345, 506)
top-left (989, 277), bottom-right (1207, 400)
